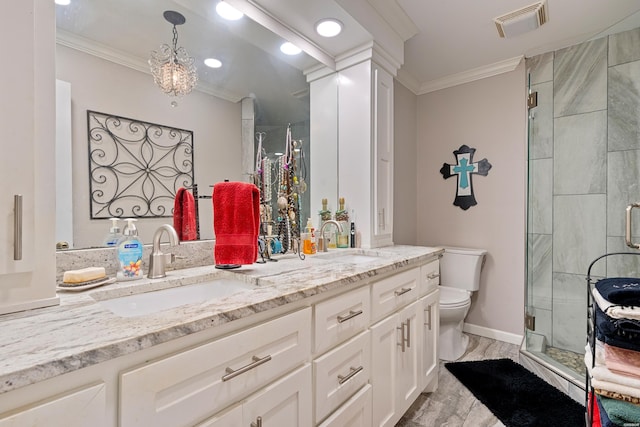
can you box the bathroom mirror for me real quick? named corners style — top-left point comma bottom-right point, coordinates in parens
top-left (55, 0), bottom-right (320, 249)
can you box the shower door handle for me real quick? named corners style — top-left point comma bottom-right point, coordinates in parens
top-left (625, 203), bottom-right (640, 249)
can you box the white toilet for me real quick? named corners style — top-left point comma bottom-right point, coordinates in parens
top-left (438, 246), bottom-right (487, 361)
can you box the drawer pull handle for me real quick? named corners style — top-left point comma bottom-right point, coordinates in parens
top-left (397, 318), bottom-right (411, 352)
top-left (337, 309), bottom-right (363, 323)
top-left (427, 273), bottom-right (440, 280)
top-left (338, 365), bottom-right (364, 385)
top-left (14, 195), bottom-right (22, 261)
top-left (424, 305), bottom-right (432, 330)
top-left (222, 354), bottom-right (272, 382)
top-left (394, 287), bottom-right (412, 296)
top-left (250, 416), bottom-right (263, 427)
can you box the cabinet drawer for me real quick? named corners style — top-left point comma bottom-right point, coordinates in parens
top-left (0, 383), bottom-right (106, 427)
top-left (243, 364), bottom-right (312, 427)
top-left (371, 268), bottom-right (420, 321)
top-left (314, 286), bottom-right (370, 354)
top-left (314, 330), bottom-right (370, 423)
top-left (318, 384), bottom-right (372, 427)
top-left (120, 307), bottom-right (311, 427)
top-left (419, 259), bottom-right (440, 296)
top-left (195, 404), bottom-right (243, 427)
top-left (197, 365), bottom-right (312, 427)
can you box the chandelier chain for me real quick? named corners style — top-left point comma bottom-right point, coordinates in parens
top-left (148, 11), bottom-right (198, 98)
top-left (172, 25), bottom-right (179, 56)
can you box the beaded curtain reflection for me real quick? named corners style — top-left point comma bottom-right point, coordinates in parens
top-left (148, 11), bottom-right (198, 97)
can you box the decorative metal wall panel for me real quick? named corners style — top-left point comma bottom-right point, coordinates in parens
top-left (88, 110), bottom-right (194, 219)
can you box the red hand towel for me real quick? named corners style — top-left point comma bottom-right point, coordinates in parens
top-left (173, 187), bottom-right (197, 241)
top-left (213, 182), bottom-right (260, 265)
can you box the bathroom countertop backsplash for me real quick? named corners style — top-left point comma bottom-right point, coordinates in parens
top-left (3, 244), bottom-right (442, 395)
top-left (55, 240), bottom-right (215, 283)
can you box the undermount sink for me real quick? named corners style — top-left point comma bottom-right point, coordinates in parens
top-left (96, 279), bottom-right (255, 318)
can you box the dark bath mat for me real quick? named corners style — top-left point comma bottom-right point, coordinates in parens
top-left (445, 358), bottom-right (585, 427)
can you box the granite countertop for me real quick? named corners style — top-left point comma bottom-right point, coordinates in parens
top-left (0, 245), bottom-right (442, 395)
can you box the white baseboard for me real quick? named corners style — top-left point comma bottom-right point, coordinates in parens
top-left (463, 322), bottom-right (523, 346)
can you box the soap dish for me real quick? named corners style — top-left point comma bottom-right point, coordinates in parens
top-left (57, 277), bottom-right (116, 292)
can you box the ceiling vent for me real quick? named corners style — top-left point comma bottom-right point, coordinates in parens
top-left (494, 1), bottom-right (548, 38)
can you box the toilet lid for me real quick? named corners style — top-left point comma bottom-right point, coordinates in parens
top-left (439, 286), bottom-right (470, 306)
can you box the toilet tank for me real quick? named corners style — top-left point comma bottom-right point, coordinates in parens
top-left (440, 247), bottom-right (487, 292)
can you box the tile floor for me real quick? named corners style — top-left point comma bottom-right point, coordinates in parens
top-left (396, 334), bottom-right (522, 427)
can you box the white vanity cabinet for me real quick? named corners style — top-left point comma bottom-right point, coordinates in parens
top-left (371, 267), bottom-right (420, 322)
top-left (0, 383), bottom-right (107, 427)
top-left (313, 285), bottom-right (370, 355)
top-left (372, 62), bottom-right (394, 247)
top-left (120, 307), bottom-right (311, 427)
top-left (419, 259), bottom-right (440, 392)
top-left (370, 299), bottom-right (421, 427)
top-left (314, 331), bottom-right (370, 423)
top-left (318, 384), bottom-right (372, 427)
top-left (336, 58), bottom-right (394, 249)
top-left (419, 290), bottom-right (439, 392)
top-left (1, 0), bottom-right (58, 315)
top-left (312, 286), bottom-right (372, 425)
top-left (197, 365), bottom-right (312, 427)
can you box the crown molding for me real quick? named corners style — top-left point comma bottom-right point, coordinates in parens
top-left (366, 0), bottom-right (419, 41)
top-left (415, 56), bottom-right (524, 95)
top-left (225, 0), bottom-right (336, 70)
top-left (332, 41), bottom-right (401, 77)
top-left (394, 68), bottom-right (420, 94)
top-left (56, 30), bottom-right (244, 103)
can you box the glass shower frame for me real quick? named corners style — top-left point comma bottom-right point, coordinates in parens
top-left (524, 26), bottom-right (640, 386)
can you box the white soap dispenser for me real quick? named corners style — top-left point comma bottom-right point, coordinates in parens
top-left (117, 218), bottom-right (144, 281)
top-left (103, 218), bottom-right (122, 247)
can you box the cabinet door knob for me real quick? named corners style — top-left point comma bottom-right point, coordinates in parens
top-left (337, 309), bottom-right (363, 323)
top-left (337, 365), bottom-right (364, 385)
top-left (427, 273), bottom-right (440, 280)
top-left (250, 416), bottom-right (263, 427)
top-left (222, 354), bottom-right (272, 382)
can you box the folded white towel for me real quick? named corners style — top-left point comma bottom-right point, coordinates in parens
top-left (592, 288), bottom-right (640, 320)
top-left (585, 344), bottom-right (640, 399)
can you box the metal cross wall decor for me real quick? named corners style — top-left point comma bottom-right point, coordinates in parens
top-left (440, 145), bottom-right (492, 210)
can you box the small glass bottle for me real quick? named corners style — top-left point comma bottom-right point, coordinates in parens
top-left (302, 218), bottom-right (317, 255)
top-left (319, 198), bottom-right (335, 248)
top-left (335, 197), bottom-right (350, 248)
top-left (319, 198), bottom-right (332, 223)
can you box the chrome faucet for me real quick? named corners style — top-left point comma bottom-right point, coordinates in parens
top-left (147, 224), bottom-right (180, 279)
top-left (317, 220), bottom-right (343, 252)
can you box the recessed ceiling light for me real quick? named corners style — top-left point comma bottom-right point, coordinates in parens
top-left (316, 19), bottom-right (342, 37)
top-left (280, 42), bottom-right (301, 55)
top-left (55, 0), bottom-right (71, 5)
top-left (204, 58), bottom-right (222, 68)
top-left (216, 1), bottom-right (243, 21)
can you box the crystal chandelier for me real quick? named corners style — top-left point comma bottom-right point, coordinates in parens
top-left (149, 11), bottom-right (198, 97)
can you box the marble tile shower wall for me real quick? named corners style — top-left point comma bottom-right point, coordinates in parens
top-left (527, 27), bottom-right (640, 355)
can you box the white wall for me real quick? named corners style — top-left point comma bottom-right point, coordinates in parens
top-left (413, 61), bottom-right (527, 339)
top-left (56, 45), bottom-right (243, 247)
